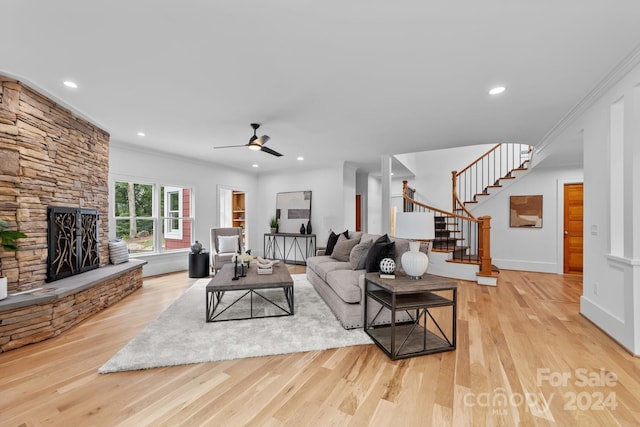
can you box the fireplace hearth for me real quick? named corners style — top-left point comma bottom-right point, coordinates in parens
top-left (47, 207), bottom-right (100, 282)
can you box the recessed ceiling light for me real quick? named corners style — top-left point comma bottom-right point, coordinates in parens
top-left (137, 132), bottom-right (145, 137)
top-left (63, 81), bottom-right (78, 89)
top-left (489, 86), bottom-right (506, 95)
top-left (252, 164), bottom-right (259, 168)
top-left (297, 156), bottom-right (304, 161)
top-left (390, 172), bottom-right (395, 176)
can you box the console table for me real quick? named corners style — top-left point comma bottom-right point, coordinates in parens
top-left (364, 272), bottom-right (457, 360)
top-left (263, 233), bottom-right (316, 265)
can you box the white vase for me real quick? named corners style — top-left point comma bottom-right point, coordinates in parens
top-left (0, 277), bottom-right (7, 300)
top-left (401, 241), bottom-right (429, 279)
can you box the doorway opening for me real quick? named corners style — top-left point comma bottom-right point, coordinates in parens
top-left (219, 186), bottom-right (247, 250)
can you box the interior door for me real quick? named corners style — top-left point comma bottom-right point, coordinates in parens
top-left (564, 183), bottom-right (583, 274)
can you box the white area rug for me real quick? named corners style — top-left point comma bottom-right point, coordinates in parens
top-left (99, 274), bottom-right (372, 373)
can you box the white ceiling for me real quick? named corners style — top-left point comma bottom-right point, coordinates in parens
top-left (3, 1), bottom-right (640, 174)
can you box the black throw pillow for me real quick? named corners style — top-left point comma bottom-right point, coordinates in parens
top-left (364, 234), bottom-right (395, 272)
top-left (325, 230), bottom-right (349, 256)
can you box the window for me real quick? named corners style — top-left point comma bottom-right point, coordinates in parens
top-left (164, 187), bottom-right (182, 239)
top-left (113, 181), bottom-right (193, 254)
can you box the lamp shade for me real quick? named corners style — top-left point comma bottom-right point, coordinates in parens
top-left (395, 212), bottom-right (435, 279)
top-left (395, 212), bottom-right (435, 241)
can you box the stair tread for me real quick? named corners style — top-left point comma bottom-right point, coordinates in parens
top-left (446, 258), bottom-right (480, 265)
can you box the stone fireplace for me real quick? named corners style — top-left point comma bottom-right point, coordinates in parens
top-left (0, 74), bottom-right (145, 353)
top-left (47, 207), bottom-right (100, 282)
top-left (0, 75), bottom-right (110, 293)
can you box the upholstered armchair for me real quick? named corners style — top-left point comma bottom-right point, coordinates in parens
top-left (210, 227), bottom-right (243, 274)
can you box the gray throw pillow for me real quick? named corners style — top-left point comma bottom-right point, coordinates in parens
top-left (350, 239), bottom-right (373, 270)
top-left (331, 234), bottom-right (360, 262)
top-left (108, 239), bottom-right (129, 264)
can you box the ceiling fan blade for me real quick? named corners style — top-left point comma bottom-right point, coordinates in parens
top-left (255, 135), bottom-right (270, 145)
top-left (261, 146), bottom-right (283, 157)
top-left (214, 144), bottom-right (248, 149)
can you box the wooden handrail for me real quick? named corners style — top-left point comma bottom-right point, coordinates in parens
top-left (454, 144), bottom-right (501, 178)
top-left (403, 181), bottom-right (479, 224)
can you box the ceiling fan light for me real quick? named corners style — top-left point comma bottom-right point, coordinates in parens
top-left (248, 143), bottom-right (261, 151)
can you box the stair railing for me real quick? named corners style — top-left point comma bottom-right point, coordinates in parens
top-left (403, 181), bottom-right (494, 277)
top-left (452, 143), bottom-right (532, 214)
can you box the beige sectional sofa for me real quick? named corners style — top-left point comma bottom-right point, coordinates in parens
top-left (306, 231), bottom-right (430, 329)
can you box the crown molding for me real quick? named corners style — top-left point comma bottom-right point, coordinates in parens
top-left (535, 42), bottom-right (640, 155)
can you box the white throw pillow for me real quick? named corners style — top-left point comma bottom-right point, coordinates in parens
top-left (108, 240), bottom-right (129, 265)
top-left (218, 235), bottom-right (239, 253)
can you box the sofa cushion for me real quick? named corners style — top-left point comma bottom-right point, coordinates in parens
top-left (331, 234), bottom-right (360, 262)
top-left (348, 231), bottom-right (363, 242)
top-left (314, 259), bottom-right (352, 281)
top-left (306, 255), bottom-right (335, 272)
top-left (325, 230), bottom-right (348, 256)
top-left (360, 233), bottom-right (380, 244)
top-left (325, 269), bottom-right (363, 303)
top-left (350, 239), bottom-right (372, 270)
top-left (364, 234), bottom-right (396, 272)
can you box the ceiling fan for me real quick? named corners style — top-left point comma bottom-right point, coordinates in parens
top-left (214, 123), bottom-right (283, 157)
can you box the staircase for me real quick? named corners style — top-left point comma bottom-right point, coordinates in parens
top-left (402, 143), bottom-right (533, 286)
top-left (453, 143), bottom-right (532, 211)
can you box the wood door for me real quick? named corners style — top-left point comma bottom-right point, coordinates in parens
top-left (564, 183), bottom-right (583, 274)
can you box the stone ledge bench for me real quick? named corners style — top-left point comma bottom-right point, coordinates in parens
top-left (0, 259), bottom-right (146, 352)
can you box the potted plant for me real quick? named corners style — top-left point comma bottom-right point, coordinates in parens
top-left (0, 219), bottom-right (27, 300)
top-left (270, 217), bottom-right (278, 234)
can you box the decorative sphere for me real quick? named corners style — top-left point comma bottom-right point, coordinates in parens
top-left (190, 241), bottom-right (203, 254)
top-left (379, 257), bottom-right (396, 274)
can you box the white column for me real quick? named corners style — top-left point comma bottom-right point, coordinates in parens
top-left (381, 155), bottom-right (392, 234)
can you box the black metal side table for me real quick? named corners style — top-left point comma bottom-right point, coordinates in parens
top-left (189, 252), bottom-right (210, 278)
top-left (364, 272), bottom-right (457, 360)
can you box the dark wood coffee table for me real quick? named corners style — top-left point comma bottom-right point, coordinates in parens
top-left (205, 262), bottom-right (294, 322)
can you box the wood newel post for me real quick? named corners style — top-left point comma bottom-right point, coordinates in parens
top-left (478, 215), bottom-right (492, 276)
top-left (402, 180), bottom-right (408, 212)
top-left (451, 171), bottom-right (457, 212)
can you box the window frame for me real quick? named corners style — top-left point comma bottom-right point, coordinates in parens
top-left (110, 178), bottom-right (194, 255)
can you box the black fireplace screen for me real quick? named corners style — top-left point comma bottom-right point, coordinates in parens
top-left (47, 207), bottom-right (100, 282)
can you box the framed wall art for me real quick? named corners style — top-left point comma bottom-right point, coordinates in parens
top-left (510, 195), bottom-right (543, 228)
top-left (275, 191), bottom-right (312, 233)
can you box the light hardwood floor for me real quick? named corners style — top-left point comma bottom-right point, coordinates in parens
top-left (1, 268), bottom-right (639, 426)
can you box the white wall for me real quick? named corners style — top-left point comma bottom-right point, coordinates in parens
top-left (109, 142), bottom-right (258, 276)
top-left (255, 163), bottom-right (345, 253)
top-left (356, 170), bottom-right (369, 232)
top-left (343, 162), bottom-right (357, 232)
top-left (470, 165), bottom-right (583, 273)
top-left (367, 174), bottom-right (382, 235)
top-left (403, 144), bottom-right (496, 209)
top-left (535, 58), bottom-right (640, 354)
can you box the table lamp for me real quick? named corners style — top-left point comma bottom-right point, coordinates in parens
top-left (394, 211), bottom-right (435, 279)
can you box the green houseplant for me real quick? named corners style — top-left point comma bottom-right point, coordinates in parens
top-left (269, 217), bottom-right (278, 234)
top-left (0, 219), bottom-right (27, 300)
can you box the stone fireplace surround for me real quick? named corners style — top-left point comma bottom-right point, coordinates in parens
top-left (0, 75), bottom-right (145, 352)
